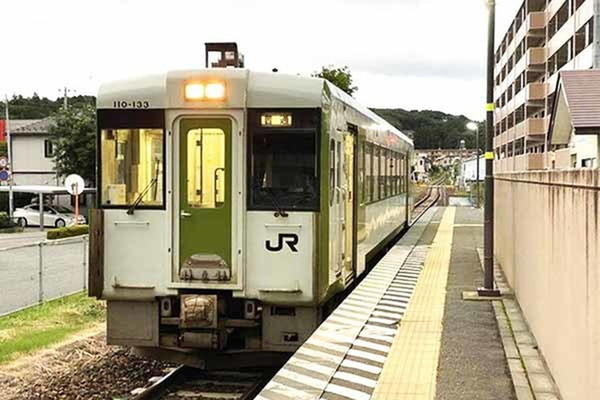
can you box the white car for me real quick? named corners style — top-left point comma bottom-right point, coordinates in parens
top-left (14, 204), bottom-right (86, 228)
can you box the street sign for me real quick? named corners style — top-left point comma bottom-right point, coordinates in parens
top-left (0, 169), bottom-right (9, 182)
top-left (0, 156), bottom-right (8, 169)
top-left (65, 174), bottom-right (85, 195)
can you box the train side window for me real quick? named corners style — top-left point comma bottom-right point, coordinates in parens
top-left (400, 153), bottom-right (406, 193)
top-left (391, 152), bottom-right (396, 196)
top-left (359, 140), bottom-right (365, 205)
top-left (365, 143), bottom-right (372, 203)
top-left (187, 128), bottom-right (225, 208)
top-left (373, 146), bottom-right (379, 201)
top-left (380, 149), bottom-right (386, 199)
top-left (336, 141), bottom-right (341, 204)
top-left (394, 153), bottom-right (402, 195)
top-left (330, 139), bottom-right (335, 206)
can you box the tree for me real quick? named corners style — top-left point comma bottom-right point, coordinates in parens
top-left (313, 65), bottom-right (358, 96)
top-left (49, 105), bottom-right (96, 184)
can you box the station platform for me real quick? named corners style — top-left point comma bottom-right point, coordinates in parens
top-left (256, 206), bottom-right (560, 400)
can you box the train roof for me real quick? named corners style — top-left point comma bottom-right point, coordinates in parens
top-left (98, 69), bottom-right (412, 145)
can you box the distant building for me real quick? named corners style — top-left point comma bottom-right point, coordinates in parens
top-left (417, 148), bottom-right (477, 170)
top-left (413, 152), bottom-right (432, 182)
top-left (493, 0), bottom-right (599, 172)
top-left (459, 155), bottom-right (486, 184)
top-left (8, 118), bottom-right (58, 186)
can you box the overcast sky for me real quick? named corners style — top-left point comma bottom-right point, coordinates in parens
top-left (2, 0), bottom-right (521, 121)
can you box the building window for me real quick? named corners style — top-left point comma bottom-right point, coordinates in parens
top-left (44, 139), bottom-right (54, 158)
top-left (576, 18), bottom-right (595, 56)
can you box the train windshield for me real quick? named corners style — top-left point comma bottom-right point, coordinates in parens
top-left (249, 129), bottom-right (318, 211)
top-left (100, 128), bottom-right (164, 207)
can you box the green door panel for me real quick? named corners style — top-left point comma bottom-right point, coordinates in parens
top-left (179, 118), bottom-right (232, 279)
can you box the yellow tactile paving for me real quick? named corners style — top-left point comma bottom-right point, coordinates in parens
top-left (372, 207), bottom-right (455, 400)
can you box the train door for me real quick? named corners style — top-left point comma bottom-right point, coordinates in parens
top-left (178, 118), bottom-right (233, 281)
top-left (342, 132), bottom-right (356, 282)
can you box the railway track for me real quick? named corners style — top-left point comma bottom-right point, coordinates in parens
top-left (411, 176), bottom-right (445, 225)
top-left (132, 366), bottom-right (274, 400)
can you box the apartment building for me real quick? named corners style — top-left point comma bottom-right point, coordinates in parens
top-left (493, 0), bottom-right (599, 172)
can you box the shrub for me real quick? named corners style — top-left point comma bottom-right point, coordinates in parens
top-left (0, 212), bottom-right (14, 228)
top-left (47, 224), bottom-right (89, 240)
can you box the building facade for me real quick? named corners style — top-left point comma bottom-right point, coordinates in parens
top-left (494, 0), bottom-right (599, 172)
top-left (8, 118), bottom-right (59, 186)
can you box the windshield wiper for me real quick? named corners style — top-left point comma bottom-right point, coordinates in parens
top-left (127, 176), bottom-right (158, 215)
top-left (128, 159), bottom-right (161, 215)
top-left (264, 190), bottom-right (288, 217)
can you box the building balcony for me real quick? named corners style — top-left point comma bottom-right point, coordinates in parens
top-left (526, 11), bottom-right (547, 32)
top-left (514, 117), bottom-right (548, 138)
top-left (525, 82), bottom-right (548, 102)
top-left (526, 47), bottom-right (547, 68)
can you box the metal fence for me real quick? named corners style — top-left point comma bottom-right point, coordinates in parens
top-left (0, 235), bottom-right (88, 316)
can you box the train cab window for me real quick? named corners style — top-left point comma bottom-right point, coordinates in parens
top-left (100, 128), bottom-right (164, 207)
top-left (249, 129), bottom-right (318, 211)
top-left (187, 128), bottom-right (226, 208)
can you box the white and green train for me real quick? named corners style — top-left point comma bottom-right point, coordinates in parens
top-left (90, 68), bottom-right (414, 367)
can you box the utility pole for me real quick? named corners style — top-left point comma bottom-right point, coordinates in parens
top-left (479, 0), bottom-right (501, 297)
top-left (4, 95), bottom-right (14, 221)
top-left (61, 87), bottom-right (74, 109)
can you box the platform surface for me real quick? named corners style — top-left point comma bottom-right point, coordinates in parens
top-left (256, 207), bottom-right (516, 400)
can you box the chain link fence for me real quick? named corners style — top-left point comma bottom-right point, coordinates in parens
top-left (0, 235), bottom-right (88, 316)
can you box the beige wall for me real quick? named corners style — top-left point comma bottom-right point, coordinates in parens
top-left (495, 170), bottom-right (600, 400)
top-left (12, 135), bottom-right (54, 172)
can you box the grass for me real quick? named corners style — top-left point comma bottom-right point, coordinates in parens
top-left (0, 292), bottom-right (105, 364)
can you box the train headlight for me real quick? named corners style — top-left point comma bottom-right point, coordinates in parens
top-left (205, 82), bottom-right (226, 99)
top-left (185, 83), bottom-right (205, 100)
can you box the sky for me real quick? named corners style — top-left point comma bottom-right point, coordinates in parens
top-left (1, 0), bottom-right (522, 121)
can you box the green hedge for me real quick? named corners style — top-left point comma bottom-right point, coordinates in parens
top-left (47, 225), bottom-right (89, 240)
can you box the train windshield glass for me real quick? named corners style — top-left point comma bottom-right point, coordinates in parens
top-left (100, 128), bottom-right (164, 207)
top-left (249, 130), bottom-right (318, 211)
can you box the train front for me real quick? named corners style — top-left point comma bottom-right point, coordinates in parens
top-left (91, 69), bottom-right (327, 366)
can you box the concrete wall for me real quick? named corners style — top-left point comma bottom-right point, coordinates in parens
top-left (495, 170), bottom-right (600, 400)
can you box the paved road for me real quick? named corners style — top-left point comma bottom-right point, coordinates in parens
top-left (0, 230), bottom-right (47, 249)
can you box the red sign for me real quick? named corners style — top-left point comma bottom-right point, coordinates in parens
top-left (0, 120), bottom-right (5, 142)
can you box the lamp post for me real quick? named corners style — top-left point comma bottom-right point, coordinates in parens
top-left (466, 121), bottom-right (480, 208)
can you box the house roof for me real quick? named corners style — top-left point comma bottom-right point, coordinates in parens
top-left (8, 118), bottom-right (54, 135)
top-left (549, 70), bottom-right (600, 144)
